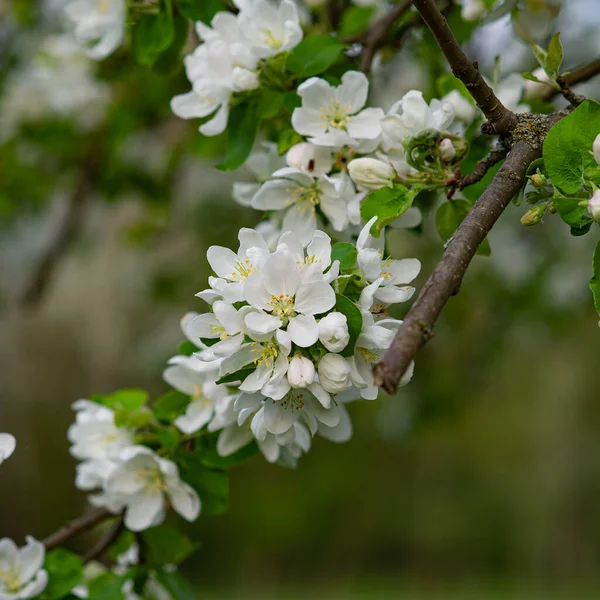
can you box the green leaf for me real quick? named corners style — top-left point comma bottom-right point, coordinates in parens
top-left (216, 102), bottom-right (260, 172)
top-left (141, 526), bottom-right (198, 566)
top-left (159, 427), bottom-right (181, 450)
top-left (177, 0), bottom-right (224, 22)
top-left (178, 340), bottom-right (199, 356)
top-left (152, 14), bottom-right (189, 76)
top-left (153, 391), bottom-right (190, 424)
top-left (154, 569), bottom-right (195, 600)
top-left (180, 458), bottom-right (229, 515)
top-left (339, 5), bottom-right (375, 37)
top-left (132, 2), bottom-right (175, 67)
top-left (278, 128), bottom-right (303, 154)
top-left (108, 530), bottom-right (136, 563)
top-left (360, 184), bottom-right (423, 237)
top-left (93, 389), bottom-right (149, 412)
top-left (331, 242), bottom-right (358, 270)
top-left (114, 407), bottom-right (153, 428)
top-left (258, 89), bottom-right (286, 119)
top-left (590, 241), bottom-right (600, 314)
top-left (436, 200), bottom-right (490, 256)
top-left (44, 549), bottom-right (84, 600)
top-left (87, 573), bottom-right (124, 600)
top-left (543, 99), bottom-right (600, 195)
top-left (545, 32), bottom-right (563, 79)
top-left (334, 294), bottom-right (363, 357)
top-left (552, 193), bottom-right (592, 229)
top-left (286, 35), bottom-right (343, 77)
top-left (216, 367), bottom-right (255, 385)
top-left (530, 41), bottom-right (548, 71)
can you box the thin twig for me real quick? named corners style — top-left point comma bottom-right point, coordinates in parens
top-left (541, 57), bottom-right (600, 102)
top-left (43, 508), bottom-right (112, 551)
top-left (373, 136), bottom-right (551, 393)
top-left (457, 146), bottom-right (509, 190)
top-left (412, 0), bottom-right (517, 136)
top-left (359, 0), bottom-right (413, 72)
top-left (556, 75), bottom-right (585, 107)
top-left (82, 515), bottom-right (125, 565)
top-left (19, 159), bottom-right (98, 310)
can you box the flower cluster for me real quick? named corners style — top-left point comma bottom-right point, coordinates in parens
top-left (233, 72), bottom-right (467, 244)
top-left (68, 400), bottom-right (200, 531)
top-left (171, 0), bottom-right (303, 136)
top-left (162, 220), bottom-right (419, 465)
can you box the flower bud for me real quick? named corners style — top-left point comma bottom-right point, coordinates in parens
top-left (317, 354), bottom-right (352, 394)
top-left (520, 204), bottom-right (546, 226)
top-left (530, 171), bottom-right (546, 187)
top-left (232, 67), bottom-right (259, 92)
top-left (593, 134), bottom-right (600, 167)
top-left (547, 202), bottom-right (557, 214)
top-left (438, 138), bottom-right (457, 162)
top-left (287, 356), bottom-right (315, 388)
top-left (318, 313), bottom-right (350, 353)
top-left (588, 190), bottom-right (600, 222)
top-left (348, 158), bottom-right (395, 190)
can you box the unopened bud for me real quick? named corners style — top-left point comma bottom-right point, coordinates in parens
top-left (287, 356), bottom-right (315, 388)
top-left (588, 190), bottom-right (600, 222)
top-left (317, 354), bottom-right (352, 394)
top-left (438, 138), bottom-right (457, 162)
top-left (232, 67), bottom-right (259, 92)
top-left (547, 202), bottom-right (557, 214)
top-left (521, 204), bottom-right (546, 226)
top-left (348, 157), bottom-right (395, 190)
top-left (318, 313), bottom-right (350, 352)
top-left (593, 134), bottom-right (600, 167)
top-left (530, 170), bottom-right (547, 188)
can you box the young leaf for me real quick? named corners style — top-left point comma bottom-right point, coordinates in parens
top-left (590, 241), bottom-right (600, 314)
top-left (216, 101), bottom-right (260, 172)
top-left (216, 367), bottom-right (255, 385)
top-left (178, 340), bottom-right (200, 356)
top-left (153, 391), bottom-right (190, 424)
top-left (552, 192), bottom-right (592, 229)
top-left (436, 200), bottom-right (490, 256)
top-left (360, 184), bottom-right (423, 236)
top-left (141, 525), bottom-right (199, 566)
top-left (331, 242), bottom-right (358, 269)
top-left (44, 549), bottom-right (84, 600)
top-left (545, 32), bottom-right (563, 80)
top-left (543, 99), bottom-right (600, 195)
top-left (334, 294), bottom-right (362, 357)
top-left (286, 35), bottom-right (343, 77)
top-left (132, 3), bottom-right (175, 67)
top-left (93, 389), bottom-right (149, 412)
top-left (339, 5), bottom-right (375, 37)
top-left (278, 128), bottom-right (303, 154)
top-left (177, 0), bottom-right (224, 23)
top-left (87, 572), bottom-right (124, 600)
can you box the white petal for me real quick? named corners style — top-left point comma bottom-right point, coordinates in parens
top-left (217, 425), bottom-right (254, 456)
top-left (0, 434), bottom-right (16, 464)
top-left (257, 436), bottom-right (280, 463)
top-left (358, 248), bottom-right (383, 281)
top-left (297, 76), bottom-right (333, 110)
top-left (287, 314), bottom-right (319, 347)
top-left (124, 493), bottom-right (165, 532)
top-left (262, 251), bottom-right (300, 297)
top-left (200, 103), bottom-right (229, 136)
top-left (336, 71), bottom-right (369, 112)
top-left (384, 258), bottom-right (421, 285)
top-left (244, 273), bottom-right (272, 311)
top-left (374, 285), bottom-right (415, 304)
top-left (264, 399), bottom-right (295, 434)
top-left (294, 281), bottom-right (336, 315)
top-left (308, 382), bottom-right (331, 408)
top-left (170, 91), bottom-right (218, 119)
top-left (168, 482), bottom-right (200, 522)
top-left (318, 405), bottom-right (353, 442)
top-left (345, 108), bottom-right (384, 140)
top-left (282, 204), bottom-right (318, 247)
top-left (174, 401), bottom-right (214, 435)
top-left (239, 362), bottom-right (273, 392)
top-left (207, 246), bottom-right (241, 280)
top-left (245, 311), bottom-right (282, 335)
top-left (291, 107), bottom-right (325, 137)
top-left (252, 179), bottom-right (295, 210)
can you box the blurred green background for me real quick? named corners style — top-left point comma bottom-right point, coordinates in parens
top-left (2, 0), bottom-right (600, 598)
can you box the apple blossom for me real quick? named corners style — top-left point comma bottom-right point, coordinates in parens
top-left (588, 190), bottom-right (600, 222)
top-left (438, 138), bottom-right (457, 162)
top-left (348, 157), bottom-right (395, 190)
top-left (0, 434), bottom-right (16, 465)
top-left (287, 356), bottom-right (316, 388)
top-left (318, 312), bottom-right (350, 352)
top-left (0, 537), bottom-right (48, 599)
top-left (105, 446), bottom-right (200, 531)
top-left (317, 353), bottom-right (353, 394)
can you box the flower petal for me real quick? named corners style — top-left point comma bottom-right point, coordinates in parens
top-left (294, 281), bottom-right (335, 315)
top-left (287, 314), bottom-right (319, 347)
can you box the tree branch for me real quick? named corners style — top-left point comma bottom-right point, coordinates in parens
top-left (373, 139), bottom-right (543, 393)
top-left (541, 57), bottom-right (600, 102)
top-left (412, 0), bottom-right (517, 136)
top-left (82, 515), bottom-right (125, 564)
top-left (19, 161), bottom-right (97, 310)
top-left (458, 146), bottom-right (509, 189)
top-left (358, 0), bottom-right (413, 73)
top-left (43, 508), bottom-right (112, 551)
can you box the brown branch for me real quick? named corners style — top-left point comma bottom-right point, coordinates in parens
top-left (556, 75), bottom-right (586, 107)
top-left (359, 0), bottom-right (413, 73)
top-left (412, 0), bottom-right (517, 136)
top-left (373, 140), bottom-right (543, 394)
top-left (82, 515), bottom-right (125, 564)
top-left (458, 146), bottom-right (509, 189)
top-left (541, 57), bottom-right (600, 102)
top-left (43, 508), bottom-right (112, 551)
top-left (19, 160), bottom-right (97, 310)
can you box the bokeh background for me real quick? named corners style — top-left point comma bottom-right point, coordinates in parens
top-left (2, 0), bottom-right (600, 598)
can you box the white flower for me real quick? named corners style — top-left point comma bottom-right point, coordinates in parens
top-left (105, 446), bottom-right (200, 531)
top-left (68, 400), bottom-right (134, 463)
top-left (441, 90), bottom-right (477, 124)
top-left (252, 167), bottom-right (355, 245)
top-left (438, 138), bottom-right (457, 162)
top-left (588, 190), bottom-right (600, 222)
top-left (64, 0), bottom-right (126, 60)
top-left (593, 134), bottom-right (600, 167)
top-left (381, 90), bottom-right (455, 152)
top-left (318, 313), bottom-right (350, 352)
top-left (0, 537), bottom-right (48, 599)
top-left (163, 356), bottom-right (233, 434)
top-left (458, 0), bottom-right (486, 21)
top-left (0, 434), bottom-right (16, 465)
top-left (238, 0), bottom-right (303, 58)
top-left (233, 142), bottom-right (286, 207)
top-left (356, 217), bottom-right (421, 306)
top-left (287, 356), bottom-right (315, 388)
top-left (231, 67), bottom-right (260, 92)
top-left (286, 142), bottom-right (334, 177)
top-left (317, 353), bottom-right (353, 394)
top-left (348, 157), bottom-right (395, 190)
top-left (292, 71), bottom-right (384, 147)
